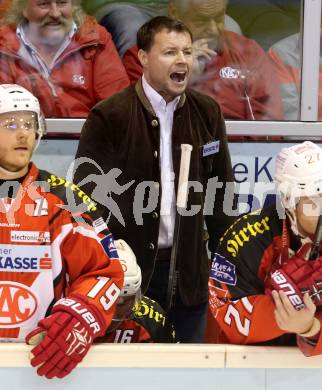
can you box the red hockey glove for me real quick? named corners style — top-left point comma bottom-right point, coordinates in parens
top-left (265, 244), bottom-right (322, 309)
top-left (26, 294), bottom-right (106, 379)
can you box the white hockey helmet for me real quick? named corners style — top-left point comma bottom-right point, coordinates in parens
top-left (275, 141), bottom-right (322, 208)
top-left (275, 141), bottom-right (322, 235)
top-left (115, 239), bottom-right (142, 296)
top-left (0, 84), bottom-right (46, 143)
top-left (113, 239), bottom-right (142, 321)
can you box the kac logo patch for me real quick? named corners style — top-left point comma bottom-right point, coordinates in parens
top-left (0, 282), bottom-right (38, 327)
top-left (219, 67), bottom-right (241, 79)
top-left (210, 253), bottom-right (237, 286)
top-left (72, 74), bottom-right (85, 85)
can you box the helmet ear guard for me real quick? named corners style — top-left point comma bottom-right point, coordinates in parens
top-left (33, 111), bottom-right (47, 152)
top-left (112, 240), bottom-right (142, 322)
top-left (37, 111), bottom-right (47, 138)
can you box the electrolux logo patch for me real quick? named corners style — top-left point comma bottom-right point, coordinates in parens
top-left (11, 231), bottom-right (50, 243)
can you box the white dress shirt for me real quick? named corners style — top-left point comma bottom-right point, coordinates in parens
top-left (142, 75), bottom-right (180, 248)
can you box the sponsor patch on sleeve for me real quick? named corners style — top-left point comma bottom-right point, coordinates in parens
top-left (93, 217), bottom-right (108, 234)
top-left (100, 233), bottom-right (119, 259)
top-left (210, 253), bottom-right (237, 286)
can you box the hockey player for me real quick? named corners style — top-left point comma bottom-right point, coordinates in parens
top-left (207, 141), bottom-right (322, 356)
top-left (98, 240), bottom-right (176, 343)
top-left (0, 84), bottom-right (124, 378)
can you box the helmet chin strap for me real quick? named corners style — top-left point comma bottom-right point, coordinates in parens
top-left (33, 131), bottom-right (43, 152)
top-left (286, 208), bottom-right (313, 246)
top-left (286, 208), bottom-right (302, 238)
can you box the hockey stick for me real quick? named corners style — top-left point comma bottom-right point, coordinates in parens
top-left (166, 144), bottom-right (193, 312)
top-left (309, 213), bottom-right (322, 260)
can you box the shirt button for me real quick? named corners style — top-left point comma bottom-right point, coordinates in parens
top-left (152, 212), bottom-right (159, 219)
top-left (151, 119), bottom-right (158, 127)
top-left (149, 243), bottom-right (155, 250)
top-left (154, 150), bottom-right (158, 158)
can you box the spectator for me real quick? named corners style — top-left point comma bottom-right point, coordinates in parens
top-left (206, 141), bottom-right (322, 357)
top-left (75, 16), bottom-right (235, 343)
top-left (123, 0), bottom-right (283, 120)
top-left (0, 84), bottom-right (124, 378)
top-left (227, 0), bottom-right (301, 51)
top-left (98, 240), bottom-right (176, 343)
top-left (0, 0), bottom-right (129, 118)
top-left (82, 0), bottom-right (168, 57)
top-left (82, 0), bottom-right (242, 57)
top-left (268, 30), bottom-right (322, 120)
top-left (0, 0), bottom-right (11, 18)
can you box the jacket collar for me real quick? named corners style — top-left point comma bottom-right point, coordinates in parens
top-left (134, 78), bottom-right (186, 116)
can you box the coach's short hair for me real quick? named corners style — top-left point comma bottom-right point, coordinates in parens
top-left (137, 16), bottom-right (193, 52)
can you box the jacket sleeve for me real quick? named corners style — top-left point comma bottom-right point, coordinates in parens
top-left (208, 216), bottom-right (286, 344)
top-left (93, 28), bottom-right (130, 101)
top-left (205, 106), bottom-right (235, 252)
top-left (0, 56), bottom-right (15, 84)
top-left (122, 46), bottom-right (143, 84)
top-left (51, 201), bottom-right (124, 330)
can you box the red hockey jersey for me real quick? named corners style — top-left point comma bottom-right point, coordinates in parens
top-left (0, 162), bottom-right (124, 341)
top-left (207, 204), bottom-right (322, 357)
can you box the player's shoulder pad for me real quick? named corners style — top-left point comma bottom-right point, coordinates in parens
top-left (217, 204), bottom-right (282, 259)
top-left (130, 296), bottom-right (176, 343)
top-left (38, 169), bottom-right (98, 216)
top-left (210, 205), bottom-right (282, 289)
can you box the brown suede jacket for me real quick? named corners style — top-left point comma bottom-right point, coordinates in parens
top-left (75, 80), bottom-right (234, 306)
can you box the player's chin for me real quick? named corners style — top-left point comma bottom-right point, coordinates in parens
top-left (11, 158), bottom-right (29, 172)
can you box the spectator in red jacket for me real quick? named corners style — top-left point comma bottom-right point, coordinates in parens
top-left (0, 0), bottom-right (130, 118)
top-left (268, 30), bottom-right (322, 121)
top-left (0, 0), bottom-right (11, 19)
top-left (123, 0), bottom-right (283, 120)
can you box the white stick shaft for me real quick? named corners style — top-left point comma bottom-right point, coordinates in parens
top-left (176, 144), bottom-right (193, 208)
